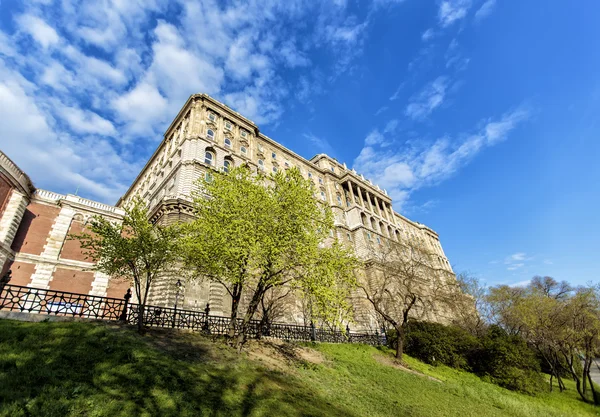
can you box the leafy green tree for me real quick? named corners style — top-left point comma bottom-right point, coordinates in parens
top-left (72, 197), bottom-right (181, 334)
top-left (180, 166), bottom-right (358, 350)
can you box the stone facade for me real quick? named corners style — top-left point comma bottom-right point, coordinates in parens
top-left (0, 93), bottom-right (459, 329)
top-left (116, 94), bottom-right (457, 327)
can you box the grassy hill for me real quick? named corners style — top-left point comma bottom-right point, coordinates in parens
top-left (0, 319), bottom-right (598, 417)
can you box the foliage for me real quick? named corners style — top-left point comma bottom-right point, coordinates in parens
top-left (470, 325), bottom-right (546, 395)
top-left (71, 197), bottom-right (180, 333)
top-left (485, 277), bottom-right (600, 404)
top-left (1, 319), bottom-right (598, 417)
top-left (404, 321), bottom-right (479, 370)
top-left (179, 166), bottom-right (358, 349)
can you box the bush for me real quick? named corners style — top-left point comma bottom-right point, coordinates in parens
top-left (404, 321), bottom-right (479, 370)
top-left (469, 325), bottom-right (546, 395)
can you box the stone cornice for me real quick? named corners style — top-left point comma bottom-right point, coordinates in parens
top-left (0, 150), bottom-right (35, 196)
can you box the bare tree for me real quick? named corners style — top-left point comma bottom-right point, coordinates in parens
top-left (359, 237), bottom-right (458, 361)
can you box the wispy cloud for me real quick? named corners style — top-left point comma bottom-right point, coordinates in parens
top-left (421, 28), bottom-right (435, 42)
top-left (504, 252), bottom-right (533, 271)
top-left (0, 1), bottom-right (377, 203)
top-left (438, 0), bottom-right (472, 28)
top-left (405, 76), bottom-right (449, 121)
top-left (474, 0), bottom-right (497, 22)
top-left (374, 106), bottom-right (389, 116)
top-left (353, 106), bottom-right (530, 207)
top-left (303, 133), bottom-right (335, 156)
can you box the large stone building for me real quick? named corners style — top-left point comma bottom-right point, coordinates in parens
top-left (0, 93), bottom-right (457, 328)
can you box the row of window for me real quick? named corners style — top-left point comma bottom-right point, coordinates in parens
top-left (207, 112), bottom-right (249, 138)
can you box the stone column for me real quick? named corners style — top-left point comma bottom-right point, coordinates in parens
top-left (0, 190), bottom-right (29, 249)
top-left (346, 180), bottom-right (356, 205)
top-left (356, 183), bottom-right (365, 207)
top-left (379, 199), bottom-right (389, 221)
top-left (365, 190), bottom-right (375, 214)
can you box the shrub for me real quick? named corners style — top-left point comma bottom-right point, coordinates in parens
top-left (469, 325), bottom-right (546, 395)
top-left (404, 321), bottom-right (479, 370)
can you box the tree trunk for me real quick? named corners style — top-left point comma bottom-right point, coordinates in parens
top-left (137, 304), bottom-right (146, 335)
top-left (587, 367), bottom-right (599, 405)
top-left (565, 353), bottom-right (590, 403)
top-left (235, 281), bottom-right (267, 352)
top-left (395, 325), bottom-right (404, 361)
top-left (227, 283), bottom-right (243, 340)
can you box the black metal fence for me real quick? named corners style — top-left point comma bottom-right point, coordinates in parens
top-left (0, 284), bottom-right (385, 346)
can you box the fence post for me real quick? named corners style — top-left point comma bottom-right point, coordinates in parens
top-left (0, 270), bottom-right (11, 299)
top-left (203, 303), bottom-right (211, 334)
top-left (346, 324), bottom-right (351, 343)
top-left (310, 321), bottom-right (316, 342)
top-left (119, 288), bottom-right (131, 321)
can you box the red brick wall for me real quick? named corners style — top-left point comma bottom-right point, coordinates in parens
top-left (11, 202), bottom-right (60, 255)
top-left (49, 268), bottom-right (94, 294)
top-left (0, 174), bottom-right (12, 217)
top-left (106, 277), bottom-right (131, 299)
top-left (59, 219), bottom-right (88, 262)
top-left (7, 261), bottom-right (36, 286)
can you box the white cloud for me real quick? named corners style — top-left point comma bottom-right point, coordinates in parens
top-left (383, 119), bottom-right (399, 134)
top-left (389, 82), bottom-right (405, 101)
top-left (421, 28), bottom-right (435, 42)
top-left (374, 106), bottom-right (389, 116)
top-left (353, 107), bottom-right (530, 209)
top-left (474, 0), bottom-right (496, 22)
top-left (438, 0), bottom-right (472, 28)
top-left (55, 105), bottom-right (117, 136)
top-left (303, 133), bottom-right (335, 156)
top-left (504, 252), bottom-right (534, 271)
top-left (405, 76), bottom-right (449, 120)
top-left (15, 14), bottom-right (60, 48)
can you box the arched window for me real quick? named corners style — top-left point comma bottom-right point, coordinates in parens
top-left (371, 217), bottom-right (377, 231)
top-left (240, 146), bottom-right (247, 155)
top-left (223, 159), bottom-right (232, 173)
top-left (336, 194), bottom-right (342, 206)
top-left (207, 129), bottom-right (215, 139)
top-left (379, 222), bottom-right (385, 236)
top-left (224, 138), bottom-right (232, 148)
top-left (273, 166), bottom-right (278, 173)
top-left (204, 151), bottom-right (214, 165)
top-left (361, 213), bottom-right (367, 226)
top-left (258, 159), bottom-right (264, 170)
top-left (320, 191), bottom-right (326, 201)
top-left (272, 151), bottom-right (277, 159)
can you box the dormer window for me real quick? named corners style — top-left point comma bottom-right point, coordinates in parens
top-left (225, 121), bottom-right (232, 130)
top-left (207, 129), bottom-right (215, 139)
top-left (224, 138), bottom-right (232, 148)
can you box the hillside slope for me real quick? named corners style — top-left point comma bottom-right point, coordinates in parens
top-left (0, 319), bottom-right (597, 417)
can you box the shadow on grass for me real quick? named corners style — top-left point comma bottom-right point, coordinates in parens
top-left (0, 319), bottom-right (356, 417)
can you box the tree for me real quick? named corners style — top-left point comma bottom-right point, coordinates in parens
top-left (179, 166), bottom-right (358, 350)
top-left (73, 197), bottom-right (180, 334)
top-left (454, 272), bottom-right (488, 336)
top-left (359, 237), bottom-right (455, 361)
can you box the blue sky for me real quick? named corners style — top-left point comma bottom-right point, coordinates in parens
top-left (1, 0), bottom-right (599, 287)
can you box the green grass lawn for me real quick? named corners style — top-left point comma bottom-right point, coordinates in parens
top-left (0, 319), bottom-right (598, 417)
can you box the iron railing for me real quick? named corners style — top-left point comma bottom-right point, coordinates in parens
top-left (0, 284), bottom-right (385, 346)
